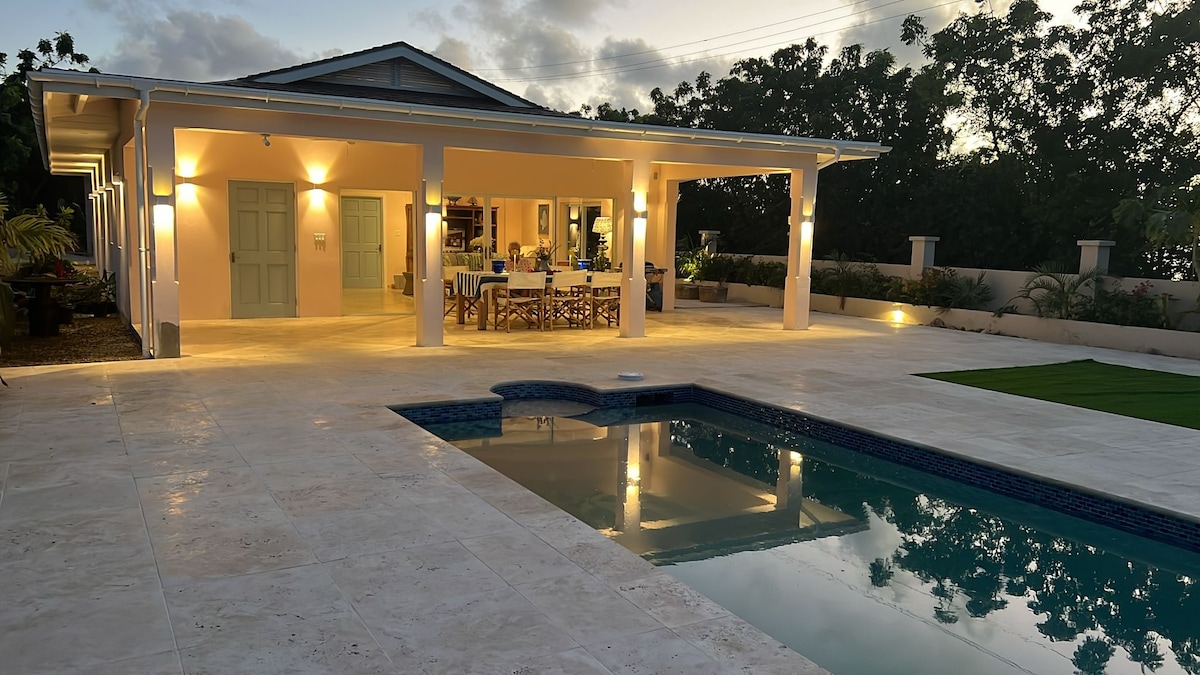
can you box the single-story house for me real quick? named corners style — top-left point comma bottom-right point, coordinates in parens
top-left (29, 41), bottom-right (888, 357)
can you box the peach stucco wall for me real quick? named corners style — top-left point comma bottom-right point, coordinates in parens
top-left (174, 130), bottom-right (419, 319)
top-left (174, 132), bottom-right (643, 319)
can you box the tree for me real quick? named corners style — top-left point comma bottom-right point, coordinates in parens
top-left (0, 32), bottom-right (94, 210)
top-left (1114, 185), bottom-right (1200, 281)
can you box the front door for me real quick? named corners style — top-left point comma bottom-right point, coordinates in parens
top-left (341, 197), bottom-right (383, 288)
top-left (229, 181), bottom-right (296, 318)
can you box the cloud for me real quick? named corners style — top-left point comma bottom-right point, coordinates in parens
top-left (87, 0), bottom-right (319, 80)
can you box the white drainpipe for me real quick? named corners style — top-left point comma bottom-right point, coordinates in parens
top-left (133, 89), bottom-right (153, 358)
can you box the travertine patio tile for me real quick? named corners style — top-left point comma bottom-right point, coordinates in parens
top-left (3, 308), bottom-right (1200, 674)
top-left (584, 627), bottom-right (723, 675)
top-left (515, 571), bottom-right (664, 644)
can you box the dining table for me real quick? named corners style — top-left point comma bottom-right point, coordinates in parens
top-left (454, 270), bottom-right (598, 330)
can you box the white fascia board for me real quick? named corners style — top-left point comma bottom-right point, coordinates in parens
top-left (30, 70), bottom-right (890, 160)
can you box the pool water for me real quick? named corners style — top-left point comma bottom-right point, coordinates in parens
top-left (424, 403), bottom-right (1200, 675)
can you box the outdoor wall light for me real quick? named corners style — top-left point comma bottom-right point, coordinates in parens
top-left (800, 220), bottom-right (814, 244)
top-left (176, 176), bottom-right (197, 202)
top-left (632, 192), bottom-right (647, 213)
top-left (569, 204), bottom-right (579, 222)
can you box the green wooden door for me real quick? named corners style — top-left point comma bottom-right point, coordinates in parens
top-left (341, 197), bottom-right (383, 288)
top-left (229, 181), bottom-right (296, 318)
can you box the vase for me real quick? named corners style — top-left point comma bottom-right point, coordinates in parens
top-left (491, 259), bottom-right (507, 274)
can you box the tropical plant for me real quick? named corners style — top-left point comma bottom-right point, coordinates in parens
top-left (0, 279), bottom-right (14, 352)
top-left (812, 252), bottom-right (892, 308)
top-left (1011, 263), bottom-right (1104, 320)
top-left (693, 250), bottom-right (737, 287)
top-left (0, 192), bottom-right (76, 276)
top-left (892, 267), bottom-right (994, 313)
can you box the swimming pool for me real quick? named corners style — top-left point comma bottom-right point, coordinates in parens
top-left (411, 394), bottom-right (1200, 675)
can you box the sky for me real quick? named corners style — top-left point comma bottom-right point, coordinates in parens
top-left (1, 0), bottom-right (1081, 113)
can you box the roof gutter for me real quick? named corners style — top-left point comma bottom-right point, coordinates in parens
top-left (816, 146), bottom-right (843, 170)
top-left (28, 69), bottom-right (891, 159)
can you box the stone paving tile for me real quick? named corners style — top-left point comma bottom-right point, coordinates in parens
top-left (3, 309), bottom-right (1200, 674)
top-left (166, 565), bottom-right (393, 674)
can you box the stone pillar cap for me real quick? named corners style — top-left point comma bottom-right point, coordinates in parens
top-left (908, 236), bottom-right (940, 242)
top-left (1076, 240), bottom-right (1116, 246)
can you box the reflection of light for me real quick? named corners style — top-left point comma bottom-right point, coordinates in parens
top-left (800, 220), bottom-right (814, 245)
top-left (789, 451), bottom-right (802, 466)
top-left (627, 465), bottom-right (640, 483)
top-left (633, 216), bottom-right (647, 240)
top-left (890, 307), bottom-right (905, 324)
top-left (633, 192), bottom-right (647, 212)
top-left (309, 188), bottom-right (325, 207)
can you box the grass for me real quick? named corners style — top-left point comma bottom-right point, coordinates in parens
top-left (918, 359), bottom-right (1200, 430)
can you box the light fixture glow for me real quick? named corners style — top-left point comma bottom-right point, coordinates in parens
top-left (633, 192), bottom-right (647, 212)
top-left (307, 166), bottom-right (327, 187)
top-left (151, 203), bottom-right (174, 235)
top-left (569, 205), bottom-right (579, 221)
top-left (800, 220), bottom-right (814, 244)
top-left (176, 179), bottom-right (197, 202)
top-left (633, 216), bottom-right (647, 239)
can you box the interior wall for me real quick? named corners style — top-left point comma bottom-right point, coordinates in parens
top-left (173, 129), bottom-right (419, 319)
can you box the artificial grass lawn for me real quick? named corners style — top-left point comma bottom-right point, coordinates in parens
top-left (918, 359), bottom-right (1200, 430)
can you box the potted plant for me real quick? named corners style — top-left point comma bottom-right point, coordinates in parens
top-left (674, 246), bottom-right (702, 299)
top-left (67, 268), bottom-right (118, 316)
top-left (0, 193), bottom-right (77, 279)
top-left (696, 251), bottom-right (734, 302)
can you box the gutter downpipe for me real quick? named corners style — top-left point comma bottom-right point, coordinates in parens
top-left (817, 146), bottom-right (843, 171)
top-left (133, 89), bottom-right (153, 358)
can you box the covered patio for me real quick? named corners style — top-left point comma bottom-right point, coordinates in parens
top-left (28, 42), bottom-right (887, 357)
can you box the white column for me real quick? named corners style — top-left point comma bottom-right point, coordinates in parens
top-left (145, 118), bottom-right (180, 358)
top-left (908, 236), bottom-right (940, 279)
top-left (619, 160), bottom-right (650, 338)
top-left (661, 181), bottom-right (679, 312)
top-left (783, 165), bottom-right (817, 330)
top-left (1077, 240), bottom-right (1115, 274)
top-left (415, 145), bottom-right (445, 347)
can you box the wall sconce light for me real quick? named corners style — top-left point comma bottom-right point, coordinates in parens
top-left (632, 192), bottom-right (647, 213)
top-left (800, 220), bottom-right (814, 245)
top-left (569, 205), bottom-right (580, 222)
top-left (177, 176), bottom-right (197, 201)
top-left (261, 133), bottom-right (271, 147)
top-left (151, 198), bottom-right (174, 236)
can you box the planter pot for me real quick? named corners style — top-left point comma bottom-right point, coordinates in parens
top-left (401, 272), bottom-right (414, 296)
top-left (699, 285), bottom-right (728, 303)
top-left (675, 283), bottom-right (700, 300)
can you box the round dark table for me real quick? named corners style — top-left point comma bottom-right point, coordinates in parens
top-left (4, 277), bottom-right (76, 337)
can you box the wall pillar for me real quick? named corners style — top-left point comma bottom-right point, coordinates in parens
top-left (661, 180), bottom-right (679, 312)
top-left (415, 145), bottom-right (445, 347)
top-left (1077, 240), bottom-right (1115, 274)
top-left (782, 164), bottom-right (817, 330)
top-left (619, 159), bottom-right (649, 338)
top-left (908, 236), bottom-right (940, 279)
top-left (145, 117), bottom-right (180, 358)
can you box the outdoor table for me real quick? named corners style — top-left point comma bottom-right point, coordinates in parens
top-left (4, 276), bottom-right (76, 337)
top-left (455, 271), bottom-right (596, 330)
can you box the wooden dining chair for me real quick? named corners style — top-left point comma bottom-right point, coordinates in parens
top-left (547, 270), bottom-right (589, 330)
top-left (589, 272), bottom-right (623, 327)
top-left (442, 265), bottom-right (471, 318)
top-left (494, 271), bottom-right (547, 331)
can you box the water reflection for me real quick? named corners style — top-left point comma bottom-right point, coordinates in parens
top-left (431, 406), bottom-right (1200, 675)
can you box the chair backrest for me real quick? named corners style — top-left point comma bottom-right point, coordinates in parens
top-left (443, 265), bottom-right (469, 282)
top-left (591, 272), bottom-right (623, 290)
top-left (550, 270), bottom-right (588, 288)
top-left (507, 271), bottom-right (547, 291)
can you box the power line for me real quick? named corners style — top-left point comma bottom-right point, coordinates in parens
top-left (495, 0), bottom-right (962, 84)
top-left (474, 0), bottom-right (889, 73)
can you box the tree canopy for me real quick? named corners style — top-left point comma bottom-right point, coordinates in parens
top-left (587, 0), bottom-right (1200, 278)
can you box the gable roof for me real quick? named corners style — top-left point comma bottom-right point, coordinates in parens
top-left (226, 41), bottom-right (550, 115)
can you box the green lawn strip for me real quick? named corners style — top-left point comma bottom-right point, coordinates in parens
top-left (918, 359), bottom-right (1200, 430)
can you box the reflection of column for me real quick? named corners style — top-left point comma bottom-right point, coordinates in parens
top-left (775, 451), bottom-right (804, 514)
top-left (614, 425), bottom-right (641, 532)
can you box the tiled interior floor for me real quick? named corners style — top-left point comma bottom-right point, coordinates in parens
top-left (2, 307), bottom-right (1198, 674)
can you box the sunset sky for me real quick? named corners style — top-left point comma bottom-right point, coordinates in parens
top-left (2, 0), bottom-right (1081, 112)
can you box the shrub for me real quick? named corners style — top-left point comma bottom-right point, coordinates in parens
top-left (1077, 279), bottom-right (1169, 329)
top-left (891, 268), bottom-right (993, 312)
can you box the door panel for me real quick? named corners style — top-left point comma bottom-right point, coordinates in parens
top-left (229, 181), bottom-right (296, 318)
top-left (341, 197), bottom-right (383, 289)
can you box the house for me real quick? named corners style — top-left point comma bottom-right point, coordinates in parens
top-left (28, 42), bottom-right (888, 357)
